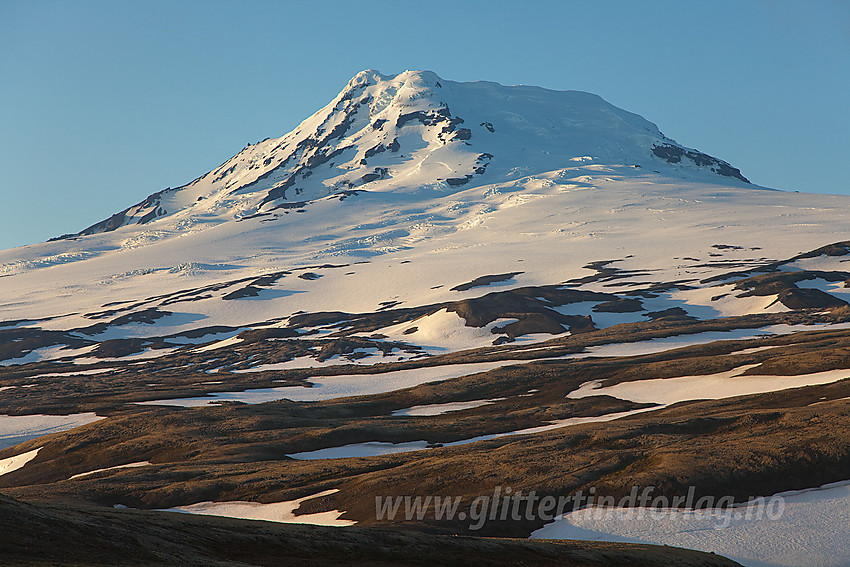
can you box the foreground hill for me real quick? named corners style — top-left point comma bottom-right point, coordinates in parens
top-left (0, 493), bottom-right (741, 566)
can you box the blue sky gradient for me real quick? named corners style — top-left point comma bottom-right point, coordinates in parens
top-left (1, 0), bottom-right (848, 250)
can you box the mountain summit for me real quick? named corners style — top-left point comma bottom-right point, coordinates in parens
top-left (64, 69), bottom-right (747, 239)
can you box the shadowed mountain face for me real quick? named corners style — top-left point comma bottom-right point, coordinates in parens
top-left (0, 71), bottom-right (848, 567)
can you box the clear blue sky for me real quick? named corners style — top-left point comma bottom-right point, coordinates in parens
top-left (1, 0), bottom-right (848, 251)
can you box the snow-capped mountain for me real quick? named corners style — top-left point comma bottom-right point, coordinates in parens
top-left (1, 69), bottom-right (849, 367)
top-left (59, 69), bottom-right (747, 239)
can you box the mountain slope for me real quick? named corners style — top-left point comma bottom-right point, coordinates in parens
top-left (1, 72), bottom-right (848, 362)
top-left (2, 70), bottom-right (850, 567)
top-left (1, 71), bottom-right (849, 369)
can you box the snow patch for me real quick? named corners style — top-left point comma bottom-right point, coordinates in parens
top-left (567, 365), bottom-right (850, 405)
top-left (0, 447), bottom-right (41, 476)
top-left (160, 488), bottom-right (354, 527)
top-left (69, 461), bottom-right (151, 480)
top-left (531, 480), bottom-right (850, 567)
top-left (137, 361), bottom-right (511, 406)
top-left (391, 398), bottom-right (505, 416)
top-left (0, 413), bottom-right (104, 450)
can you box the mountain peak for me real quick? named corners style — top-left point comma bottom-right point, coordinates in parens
top-left (347, 68), bottom-right (443, 87)
top-left (56, 70), bottom-right (749, 240)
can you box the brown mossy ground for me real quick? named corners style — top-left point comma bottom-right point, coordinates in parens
top-left (2, 326), bottom-right (850, 541)
top-left (0, 493), bottom-right (742, 566)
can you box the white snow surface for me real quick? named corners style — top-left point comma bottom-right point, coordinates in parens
top-left (137, 361), bottom-right (511, 406)
top-left (567, 365), bottom-right (850, 405)
top-left (160, 488), bottom-right (354, 526)
top-left (375, 309), bottom-right (522, 353)
top-left (0, 447), bottom-right (42, 476)
top-left (0, 413), bottom-right (104, 450)
top-left (391, 398), bottom-right (505, 416)
top-left (29, 367), bottom-right (116, 379)
top-left (69, 461), bottom-right (151, 480)
top-left (530, 480), bottom-right (850, 567)
top-left (555, 322), bottom-right (850, 360)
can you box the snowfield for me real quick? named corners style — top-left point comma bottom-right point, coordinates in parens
top-left (391, 398), bottom-right (504, 416)
top-left (0, 447), bottom-right (41, 477)
top-left (137, 360), bottom-right (512, 406)
top-left (160, 488), bottom-right (355, 527)
top-left (531, 480), bottom-right (850, 567)
top-left (567, 365), bottom-right (850, 405)
top-left (0, 413), bottom-right (103, 451)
